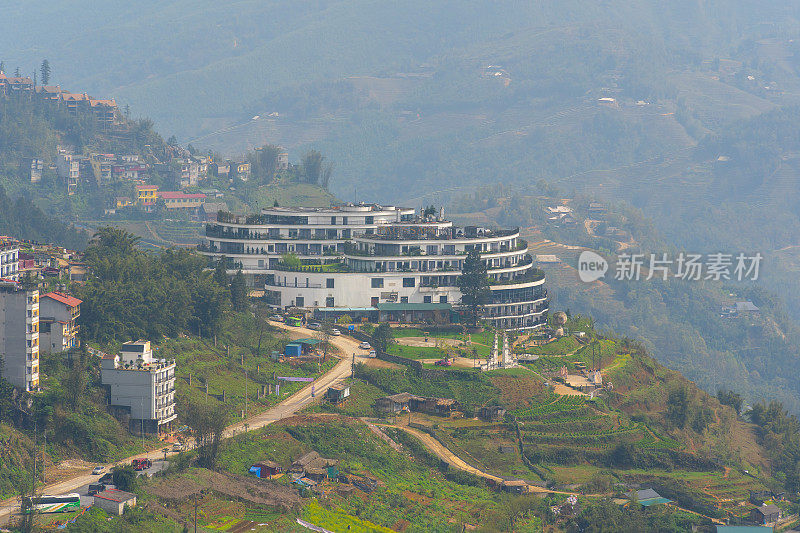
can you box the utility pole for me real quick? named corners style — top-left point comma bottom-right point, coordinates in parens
top-left (32, 421), bottom-right (37, 495)
top-left (244, 370), bottom-right (248, 418)
top-left (141, 396), bottom-right (145, 450)
top-left (194, 491), bottom-right (199, 533)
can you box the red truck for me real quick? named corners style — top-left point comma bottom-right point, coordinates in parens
top-left (132, 458), bottom-right (152, 471)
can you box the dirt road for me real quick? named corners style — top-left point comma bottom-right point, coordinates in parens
top-left (0, 322), bottom-right (367, 524)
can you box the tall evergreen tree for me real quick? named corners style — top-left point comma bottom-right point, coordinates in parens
top-left (457, 248), bottom-right (490, 326)
top-left (40, 59), bottom-right (50, 85)
top-left (213, 257), bottom-right (229, 288)
top-left (230, 269), bottom-right (248, 310)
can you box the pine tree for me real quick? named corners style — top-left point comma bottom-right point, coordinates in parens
top-left (457, 248), bottom-right (490, 326)
top-left (40, 59), bottom-right (51, 85)
top-left (230, 270), bottom-right (248, 310)
top-left (213, 257), bottom-right (229, 288)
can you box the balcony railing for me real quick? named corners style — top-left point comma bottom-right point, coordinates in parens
top-left (489, 268), bottom-right (545, 286)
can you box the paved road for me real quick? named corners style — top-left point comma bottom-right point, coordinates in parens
top-left (0, 323), bottom-right (368, 524)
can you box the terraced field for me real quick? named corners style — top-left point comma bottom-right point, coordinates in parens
top-left (512, 395), bottom-right (677, 453)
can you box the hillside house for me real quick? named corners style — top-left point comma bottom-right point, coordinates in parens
top-left (93, 489), bottom-right (136, 516)
top-left (232, 161), bottom-right (251, 181)
top-left (750, 504), bottom-right (780, 525)
top-left (200, 202), bottom-right (228, 222)
top-left (135, 185), bottom-right (159, 210)
top-left (479, 405), bottom-right (506, 422)
top-left (290, 451), bottom-right (338, 477)
top-left (375, 392), bottom-right (420, 413)
top-left (30, 159), bottom-right (43, 183)
top-left (409, 396), bottom-right (460, 416)
top-left (157, 191), bottom-right (206, 212)
top-left (277, 151), bottom-right (289, 170)
top-left (39, 292), bottom-right (81, 353)
top-left (249, 460), bottom-right (283, 479)
top-left (326, 384), bottom-right (350, 404)
top-left (211, 162), bottom-right (230, 177)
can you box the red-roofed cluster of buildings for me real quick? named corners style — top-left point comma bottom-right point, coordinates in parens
top-left (0, 71), bottom-right (119, 128)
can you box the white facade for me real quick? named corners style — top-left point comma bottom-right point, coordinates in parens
top-left (0, 242), bottom-right (19, 281)
top-left (0, 281), bottom-right (39, 391)
top-left (201, 204), bottom-right (549, 330)
top-left (100, 340), bottom-right (176, 435)
top-left (56, 151), bottom-right (80, 195)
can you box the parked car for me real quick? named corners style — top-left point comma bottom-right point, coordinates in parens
top-left (172, 443), bottom-right (184, 452)
top-left (98, 473), bottom-right (114, 484)
top-left (269, 314), bottom-right (284, 322)
top-left (307, 322), bottom-right (321, 330)
top-left (91, 466), bottom-right (104, 475)
top-left (368, 349), bottom-right (377, 358)
top-left (88, 483), bottom-right (106, 496)
top-left (359, 341), bottom-right (371, 350)
top-left (435, 358), bottom-right (453, 366)
top-left (331, 328), bottom-right (341, 336)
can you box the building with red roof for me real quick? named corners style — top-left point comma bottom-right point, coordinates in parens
top-left (39, 292), bottom-right (81, 353)
top-left (157, 191), bottom-right (206, 211)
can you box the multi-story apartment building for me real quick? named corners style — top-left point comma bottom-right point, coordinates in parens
top-left (0, 240), bottom-right (19, 281)
top-left (56, 150), bottom-right (81, 195)
top-left (30, 159), bottom-right (43, 183)
top-left (200, 204), bottom-right (548, 330)
top-left (100, 340), bottom-right (177, 435)
top-left (135, 184), bottom-right (159, 211)
top-left (39, 292), bottom-right (81, 354)
top-left (231, 161), bottom-right (251, 181)
top-left (0, 281), bottom-right (40, 391)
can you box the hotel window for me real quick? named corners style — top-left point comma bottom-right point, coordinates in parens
top-left (403, 278), bottom-right (415, 287)
top-left (440, 295), bottom-right (448, 303)
top-left (424, 296), bottom-right (432, 303)
top-left (401, 296), bottom-right (409, 303)
top-left (371, 278), bottom-right (384, 288)
top-left (326, 278), bottom-right (335, 288)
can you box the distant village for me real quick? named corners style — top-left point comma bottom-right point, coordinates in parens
top-left (1, 69), bottom-right (289, 219)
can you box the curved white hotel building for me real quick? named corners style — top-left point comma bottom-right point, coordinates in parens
top-left (199, 204), bottom-right (548, 330)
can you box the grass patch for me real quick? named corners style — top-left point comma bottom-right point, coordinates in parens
top-left (303, 500), bottom-right (394, 533)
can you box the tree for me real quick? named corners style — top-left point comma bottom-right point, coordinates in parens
top-left (301, 150), bottom-right (333, 188)
top-left (457, 248), bottom-right (490, 326)
top-left (717, 389), bottom-right (743, 415)
top-left (372, 322), bottom-right (394, 352)
top-left (248, 144), bottom-right (282, 183)
top-left (213, 257), bottom-right (230, 288)
top-left (112, 464), bottom-right (137, 491)
top-left (230, 269), bottom-right (248, 310)
top-left (280, 252), bottom-right (302, 270)
top-left (184, 401), bottom-right (228, 468)
top-left (666, 386), bottom-right (689, 428)
top-left (63, 348), bottom-right (88, 410)
top-left (39, 60), bottom-right (50, 85)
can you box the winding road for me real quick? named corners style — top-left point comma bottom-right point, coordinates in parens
top-left (0, 322), bottom-right (367, 525)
